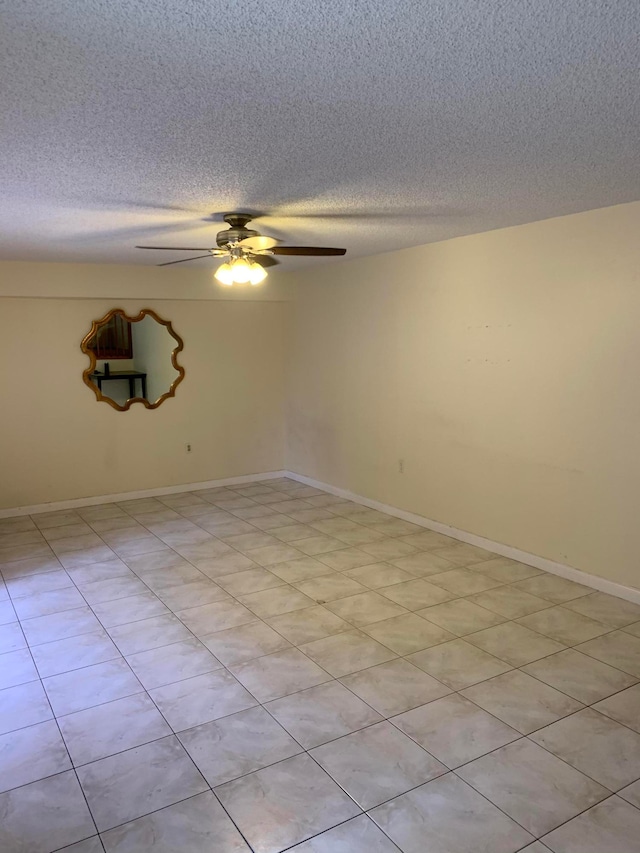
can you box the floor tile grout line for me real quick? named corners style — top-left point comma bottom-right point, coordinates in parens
top-left (521, 717), bottom-right (640, 793)
top-left (511, 637), bottom-right (640, 698)
top-left (3, 589), bottom-right (638, 707)
top-left (454, 764), bottom-right (622, 843)
top-left (394, 686), bottom-right (640, 799)
top-left (203, 729), bottom-right (370, 852)
top-left (153, 711), bottom-right (262, 853)
top-left (4, 596), bottom-right (638, 727)
top-left (457, 671), bottom-right (640, 739)
top-left (26, 645), bottom-right (126, 683)
top-left (445, 732), bottom-right (629, 842)
top-left (433, 689), bottom-right (640, 806)
top-left (4, 676), bottom-right (640, 833)
top-left (275, 812), bottom-right (401, 853)
top-left (294, 728), bottom-right (549, 847)
top-left (53, 834), bottom-right (106, 853)
top-left (2, 569), bottom-right (620, 653)
top-left (204, 789), bottom-right (260, 853)
top-left (3, 568), bottom-right (75, 601)
top-left (24, 633), bottom-right (103, 843)
top-left (564, 636), bottom-right (640, 674)
top-left (95, 787), bottom-right (254, 848)
top-left (450, 612), bottom-right (614, 651)
top-left (6, 622), bottom-right (639, 792)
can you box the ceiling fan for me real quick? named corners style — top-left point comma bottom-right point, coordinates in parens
top-left (136, 212), bottom-right (346, 285)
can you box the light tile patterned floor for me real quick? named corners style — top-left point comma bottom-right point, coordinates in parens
top-left (1, 477), bottom-right (640, 853)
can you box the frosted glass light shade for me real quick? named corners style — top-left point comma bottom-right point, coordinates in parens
top-left (249, 263), bottom-right (267, 285)
top-left (231, 257), bottom-right (251, 283)
top-left (214, 263), bottom-right (233, 285)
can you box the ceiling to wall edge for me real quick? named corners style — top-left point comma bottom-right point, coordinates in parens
top-left (1, 197), bottom-right (639, 301)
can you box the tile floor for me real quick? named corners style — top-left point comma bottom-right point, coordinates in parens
top-left (1, 477), bottom-right (640, 852)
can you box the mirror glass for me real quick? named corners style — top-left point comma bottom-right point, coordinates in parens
top-left (81, 309), bottom-right (184, 410)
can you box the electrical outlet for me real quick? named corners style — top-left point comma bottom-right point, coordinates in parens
top-left (398, 459), bottom-right (404, 474)
top-left (185, 443), bottom-right (192, 453)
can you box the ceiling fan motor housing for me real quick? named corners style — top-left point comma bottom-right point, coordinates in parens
top-left (217, 213), bottom-right (259, 247)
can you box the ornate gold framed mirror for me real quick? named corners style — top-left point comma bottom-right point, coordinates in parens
top-left (81, 308), bottom-right (185, 411)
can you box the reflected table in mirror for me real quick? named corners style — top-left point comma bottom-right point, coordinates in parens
top-left (89, 370), bottom-right (147, 399)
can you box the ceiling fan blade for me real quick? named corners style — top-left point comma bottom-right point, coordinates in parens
top-left (157, 254), bottom-right (214, 267)
top-left (239, 235), bottom-right (280, 251)
top-left (136, 245), bottom-right (215, 251)
top-left (271, 246), bottom-right (346, 256)
top-left (252, 255), bottom-right (280, 268)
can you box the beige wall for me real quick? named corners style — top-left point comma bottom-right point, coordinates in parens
top-left (286, 201), bottom-right (640, 590)
top-left (0, 261), bottom-right (289, 507)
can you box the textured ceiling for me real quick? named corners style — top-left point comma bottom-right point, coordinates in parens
top-left (1, 0), bottom-right (640, 270)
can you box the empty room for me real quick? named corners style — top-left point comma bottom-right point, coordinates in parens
top-left (1, 2), bottom-right (640, 852)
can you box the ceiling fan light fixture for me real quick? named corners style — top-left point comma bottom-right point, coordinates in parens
top-left (230, 256), bottom-right (251, 284)
top-left (214, 262), bottom-right (234, 285)
top-left (214, 256), bottom-right (269, 286)
top-left (249, 262), bottom-right (267, 285)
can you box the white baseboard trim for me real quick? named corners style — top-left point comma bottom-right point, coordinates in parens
top-left (285, 470), bottom-right (640, 606)
top-left (0, 471), bottom-right (287, 519)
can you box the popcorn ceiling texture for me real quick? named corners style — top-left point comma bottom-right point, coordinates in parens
top-left (1, 0), bottom-right (639, 267)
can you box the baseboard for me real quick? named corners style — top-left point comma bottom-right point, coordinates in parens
top-left (0, 471), bottom-right (287, 519)
top-left (285, 470), bottom-right (640, 606)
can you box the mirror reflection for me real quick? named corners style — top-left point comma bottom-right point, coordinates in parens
top-left (81, 309), bottom-right (184, 411)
